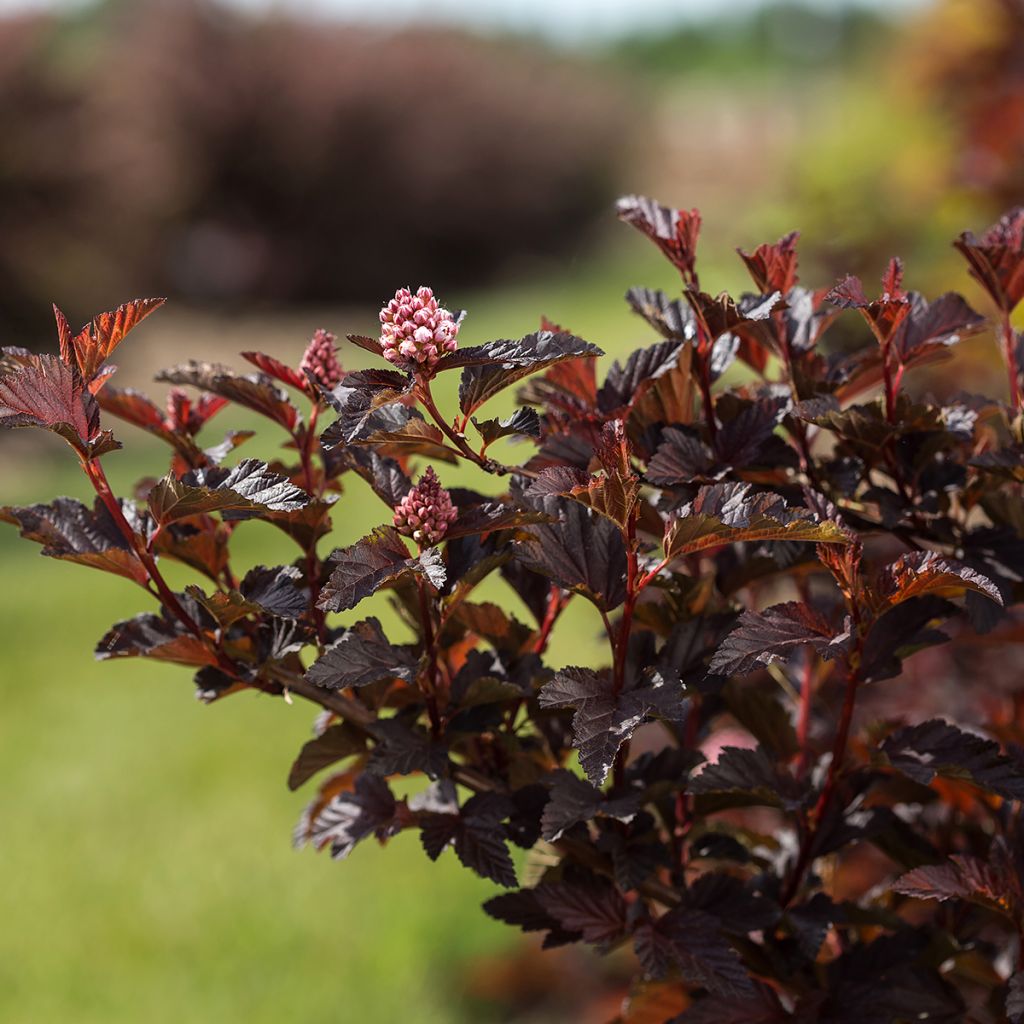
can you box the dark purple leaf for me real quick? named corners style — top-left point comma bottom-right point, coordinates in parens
top-left (689, 746), bottom-right (804, 811)
top-left (148, 459), bottom-right (310, 525)
top-left (1, 496), bottom-right (147, 584)
top-left (710, 602), bottom-right (850, 676)
top-left (634, 907), bottom-right (753, 996)
top-left (625, 286), bottom-right (698, 342)
top-left (514, 496), bottom-right (627, 611)
top-left (597, 339), bottom-right (685, 414)
top-left (317, 526), bottom-right (445, 613)
top-left (305, 617), bottom-right (419, 689)
top-left (534, 876), bottom-right (629, 945)
top-left (539, 667), bottom-right (687, 785)
top-left (299, 774), bottom-right (398, 860)
top-left (664, 483), bottom-right (850, 559)
top-left (471, 407), bottom-right (541, 444)
top-left (881, 719), bottom-right (1024, 799)
top-left (156, 360), bottom-right (299, 431)
top-left (540, 769), bottom-right (642, 842)
top-left (287, 723), bottom-right (366, 791)
top-left (239, 564), bottom-right (308, 619)
top-left (451, 332), bottom-right (603, 415)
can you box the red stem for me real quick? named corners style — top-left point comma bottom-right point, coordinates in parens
top-left (84, 459), bottom-right (201, 636)
top-left (1002, 311), bottom-right (1022, 411)
top-left (296, 403), bottom-right (326, 646)
top-left (416, 572), bottom-right (442, 737)
top-left (794, 652), bottom-right (815, 780)
top-left (781, 660), bottom-right (860, 908)
top-left (534, 584), bottom-right (563, 656)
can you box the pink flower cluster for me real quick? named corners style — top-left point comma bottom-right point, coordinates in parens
top-left (392, 466), bottom-right (458, 546)
top-left (379, 286), bottom-right (459, 370)
top-left (300, 328), bottom-right (343, 390)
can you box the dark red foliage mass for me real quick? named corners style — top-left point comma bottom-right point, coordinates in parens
top-left (7, 198), bottom-right (1024, 1021)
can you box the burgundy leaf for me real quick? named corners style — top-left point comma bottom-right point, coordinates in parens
top-left (710, 602), bottom-right (850, 676)
top-left (1, 496), bottom-right (147, 584)
top-left (147, 459), bottom-right (310, 525)
top-left (0, 353), bottom-right (105, 455)
top-left (617, 194), bottom-right (702, 280)
top-left (881, 719), bottom-right (1024, 799)
top-left (305, 617), bottom-right (419, 689)
top-left (317, 526), bottom-right (445, 613)
top-left (737, 231), bottom-right (800, 294)
top-left (539, 666), bottom-right (687, 785)
top-left (287, 723), bottom-right (366, 791)
top-left (157, 361), bottom-right (300, 431)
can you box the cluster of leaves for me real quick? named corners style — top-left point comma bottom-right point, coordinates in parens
top-left (5, 196), bottom-right (1024, 1022)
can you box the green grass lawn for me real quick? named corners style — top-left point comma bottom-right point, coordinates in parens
top-left (0, 239), bottom-right (708, 1023)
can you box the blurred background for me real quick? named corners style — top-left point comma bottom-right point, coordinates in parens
top-left (0, 0), bottom-right (1021, 1021)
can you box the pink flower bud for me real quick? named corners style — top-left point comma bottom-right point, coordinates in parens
top-left (392, 466), bottom-right (458, 546)
top-left (378, 285), bottom-right (460, 371)
top-left (299, 329), bottom-right (343, 390)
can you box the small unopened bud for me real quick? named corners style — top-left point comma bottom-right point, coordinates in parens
top-left (379, 286), bottom-right (460, 371)
top-left (393, 466), bottom-right (458, 546)
top-left (300, 329), bottom-right (343, 390)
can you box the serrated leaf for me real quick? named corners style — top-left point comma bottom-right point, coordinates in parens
top-left (540, 769), bottom-right (641, 842)
top-left (444, 502), bottom-right (553, 541)
top-left (471, 407), bottom-right (541, 444)
top-left (240, 349), bottom-right (308, 392)
top-left (893, 845), bottom-right (1020, 920)
top-left (482, 889), bottom-right (578, 946)
top-left (1008, 972), bottom-right (1024, 1024)
top-left (881, 719), bottom-right (1024, 799)
top-left (646, 427), bottom-right (716, 485)
top-left (68, 297), bottom-right (165, 382)
top-left (317, 526), bottom-right (445, 613)
top-left (148, 459), bottom-right (310, 525)
top-left (671, 987), bottom-right (787, 1023)
top-left (539, 667), bottom-right (687, 785)
top-left (597, 339), bottom-right (685, 414)
top-left (0, 353), bottom-right (107, 456)
top-left (891, 291), bottom-right (985, 361)
top-left (625, 286), bottom-right (698, 342)
top-left (301, 774), bottom-right (399, 860)
top-left (366, 717), bottom-right (450, 779)
top-left (534, 877), bottom-right (628, 945)
top-left (305, 617), bottom-right (419, 689)
top-left (664, 483), bottom-right (849, 560)
top-left (738, 231), bottom-right (800, 294)
top-left (1, 496), bottom-right (148, 584)
top-left (633, 907), bottom-right (753, 996)
top-left (239, 564), bottom-right (309, 619)
top-left (96, 611), bottom-right (218, 668)
top-left (710, 602), bottom-right (850, 676)
top-left (617, 194), bottom-right (701, 278)
top-left (287, 723), bottom-right (366, 790)
top-left (689, 746), bottom-right (804, 811)
top-left (448, 792), bottom-right (518, 887)
top-left (157, 360), bottom-right (299, 431)
top-left (448, 331), bottom-right (603, 415)
top-left (340, 448), bottom-right (412, 506)
top-left (827, 262), bottom-right (910, 345)
top-left (514, 496), bottom-right (628, 611)
top-left (877, 551), bottom-right (1002, 608)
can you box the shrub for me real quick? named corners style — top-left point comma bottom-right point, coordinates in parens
top-left (0, 0), bottom-right (628, 331)
top-left (4, 197), bottom-right (1024, 1020)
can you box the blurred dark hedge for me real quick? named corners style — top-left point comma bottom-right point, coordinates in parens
top-left (0, 0), bottom-right (631, 335)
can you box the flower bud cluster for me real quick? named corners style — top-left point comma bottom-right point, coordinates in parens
top-left (379, 286), bottom-right (459, 370)
top-left (392, 466), bottom-right (458, 545)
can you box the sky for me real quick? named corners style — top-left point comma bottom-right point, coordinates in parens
top-left (0, 0), bottom-right (927, 44)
